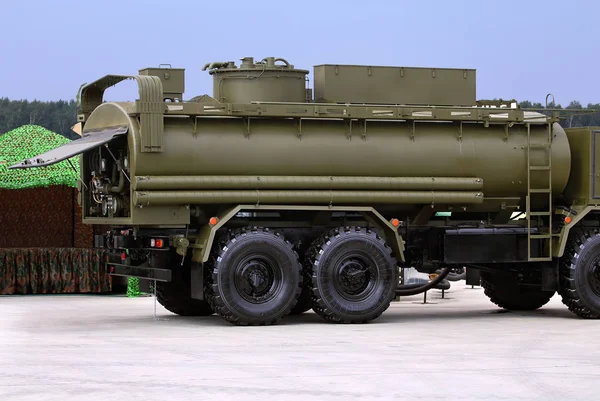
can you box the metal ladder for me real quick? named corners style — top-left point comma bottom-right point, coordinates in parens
top-left (526, 121), bottom-right (553, 261)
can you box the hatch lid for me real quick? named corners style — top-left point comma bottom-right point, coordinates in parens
top-left (8, 125), bottom-right (128, 169)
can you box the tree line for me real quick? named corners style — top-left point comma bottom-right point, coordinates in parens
top-left (0, 98), bottom-right (599, 140)
top-left (0, 98), bottom-right (80, 140)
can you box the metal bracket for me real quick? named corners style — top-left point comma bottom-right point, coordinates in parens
top-left (457, 121), bottom-right (463, 142)
top-left (408, 120), bottom-right (415, 141)
top-left (345, 119), bottom-right (352, 141)
top-left (243, 117), bottom-right (251, 139)
top-left (360, 119), bottom-right (367, 141)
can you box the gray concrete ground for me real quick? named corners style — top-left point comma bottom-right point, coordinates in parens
top-left (1, 282), bottom-right (599, 401)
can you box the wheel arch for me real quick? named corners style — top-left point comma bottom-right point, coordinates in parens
top-left (556, 206), bottom-right (600, 258)
top-left (189, 204), bottom-right (406, 264)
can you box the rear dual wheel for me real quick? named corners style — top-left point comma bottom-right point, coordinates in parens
top-left (156, 251), bottom-right (214, 316)
top-left (205, 227), bottom-right (303, 326)
top-left (304, 227), bottom-right (398, 323)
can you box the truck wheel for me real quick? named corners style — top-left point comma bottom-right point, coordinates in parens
top-left (305, 226), bottom-right (398, 323)
top-left (205, 227), bottom-right (302, 325)
top-left (290, 286), bottom-right (313, 314)
top-left (156, 253), bottom-right (214, 316)
top-left (480, 271), bottom-right (554, 311)
top-left (559, 229), bottom-right (600, 318)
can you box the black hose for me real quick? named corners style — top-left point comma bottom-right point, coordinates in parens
top-left (445, 272), bottom-right (467, 282)
top-left (395, 267), bottom-right (453, 296)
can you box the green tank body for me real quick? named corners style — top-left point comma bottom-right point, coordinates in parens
top-left (81, 101), bottom-right (570, 210)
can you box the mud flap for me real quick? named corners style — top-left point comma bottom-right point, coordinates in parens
top-left (8, 125), bottom-right (128, 169)
top-left (190, 261), bottom-right (204, 300)
top-left (466, 267), bottom-right (481, 286)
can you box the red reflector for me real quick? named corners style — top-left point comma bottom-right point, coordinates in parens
top-left (155, 239), bottom-right (164, 247)
top-left (109, 266), bottom-right (115, 273)
top-left (121, 252), bottom-right (127, 261)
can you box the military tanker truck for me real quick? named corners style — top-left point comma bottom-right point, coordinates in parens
top-left (10, 56), bottom-right (600, 325)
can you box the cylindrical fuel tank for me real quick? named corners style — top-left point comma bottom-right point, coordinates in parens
top-left (205, 57), bottom-right (309, 103)
top-left (86, 104), bottom-right (571, 208)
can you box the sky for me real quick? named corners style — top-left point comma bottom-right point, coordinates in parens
top-left (1, 0), bottom-right (598, 106)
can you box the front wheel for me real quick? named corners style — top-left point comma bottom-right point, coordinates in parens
top-left (559, 229), bottom-right (600, 318)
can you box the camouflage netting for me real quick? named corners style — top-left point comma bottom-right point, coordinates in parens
top-left (0, 248), bottom-right (111, 295)
top-left (0, 124), bottom-right (79, 189)
top-left (0, 125), bottom-right (106, 295)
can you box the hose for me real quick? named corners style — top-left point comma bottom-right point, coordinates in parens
top-left (435, 267), bottom-right (466, 282)
top-left (395, 267), bottom-right (453, 296)
top-left (396, 279), bottom-right (451, 291)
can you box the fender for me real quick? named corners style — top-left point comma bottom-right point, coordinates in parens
top-left (189, 204), bottom-right (405, 264)
top-left (555, 205), bottom-right (600, 257)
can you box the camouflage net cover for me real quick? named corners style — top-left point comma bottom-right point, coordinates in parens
top-left (0, 248), bottom-right (111, 295)
top-left (0, 125), bottom-right (79, 189)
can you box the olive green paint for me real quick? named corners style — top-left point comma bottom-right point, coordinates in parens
top-left (133, 190), bottom-right (484, 207)
top-left (552, 127), bottom-right (600, 258)
top-left (203, 57), bottom-right (309, 104)
top-left (134, 175), bottom-right (484, 191)
top-left (313, 64), bottom-right (476, 105)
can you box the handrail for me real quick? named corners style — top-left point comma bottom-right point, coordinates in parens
top-left (78, 74), bottom-right (165, 152)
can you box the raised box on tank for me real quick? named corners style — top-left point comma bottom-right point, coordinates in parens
top-left (313, 64), bottom-right (476, 106)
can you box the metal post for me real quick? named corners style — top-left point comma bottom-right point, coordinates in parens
top-left (153, 279), bottom-right (157, 320)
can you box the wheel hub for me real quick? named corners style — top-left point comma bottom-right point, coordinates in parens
top-left (337, 258), bottom-right (371, 296)
top-left (239, 260), bottom-right (273, 296)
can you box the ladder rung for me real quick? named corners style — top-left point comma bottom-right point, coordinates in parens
top-left (529, 188), bottom-right (551, 193)
top-left (529, 211), bottom-right (552, 216)
top-left (530, 234), bottom-right (552, 239)
top-left (530, 165), bottom-right (551, 171)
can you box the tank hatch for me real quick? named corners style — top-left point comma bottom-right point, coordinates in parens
top-left (202, 56), bottom-right (309, 104)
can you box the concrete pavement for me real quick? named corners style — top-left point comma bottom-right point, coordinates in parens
top-left (1, 282), bottom-right (599, 401)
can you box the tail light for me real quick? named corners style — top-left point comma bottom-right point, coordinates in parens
top-left (150, 238), bottom-right (165, 248)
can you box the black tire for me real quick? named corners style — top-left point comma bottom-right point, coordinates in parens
top-left (446, 267), bottom-right (467, 282)
top-left (156, 252), bottom-right (214, 316)
top-left (559, 228), bottom-right (600, 319)
top-left (205, 227), bottom-right (303, 326)
top-left (305, 226), bottom-right (398, 324)
top-left (290, 286), bottom-right (313, 314)
top-left (480, 271), bottom-right (554, 311)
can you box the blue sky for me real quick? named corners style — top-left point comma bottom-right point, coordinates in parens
top-left (1, 0), bottom-right (598, 106)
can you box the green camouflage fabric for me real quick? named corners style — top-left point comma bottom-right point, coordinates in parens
top-left (0, 248), bottom-right (111, 295)
top-left (0, 125), bottom-right (79, 190)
